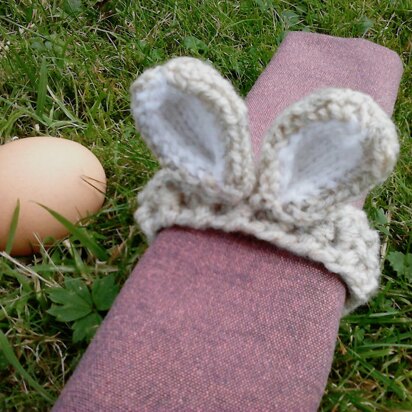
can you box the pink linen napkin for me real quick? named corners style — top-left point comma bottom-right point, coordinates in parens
top-left (53, 32), bottom-right (403, 411)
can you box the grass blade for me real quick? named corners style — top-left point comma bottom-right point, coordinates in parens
top-left (0, 330), bottom-right (53, 403)
top-left (36, 57), bottom-right (48, 118)
top-left (5, 199), bottom-right (20, 254)
top-left (39, 204), bottom-right (108, 261)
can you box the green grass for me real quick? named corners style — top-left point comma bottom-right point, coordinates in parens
top-left (0, 0), bottom-right (411, 410)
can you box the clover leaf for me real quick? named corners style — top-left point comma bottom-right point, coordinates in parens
top-left (47, 275), bottom-right (119, 343)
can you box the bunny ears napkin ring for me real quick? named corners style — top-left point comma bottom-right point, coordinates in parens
top-left (130, 57), bottom-right (399, 314)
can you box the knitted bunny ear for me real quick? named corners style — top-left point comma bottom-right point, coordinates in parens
top-left (130, 57), bottom-right (255, 198)
top-left (255, 88), bottom-right (399, 222)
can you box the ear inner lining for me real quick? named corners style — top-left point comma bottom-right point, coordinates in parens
top-left (278, 119), bottom-right (366, 205)
top-left (161, 100), bottom-right (216, 163)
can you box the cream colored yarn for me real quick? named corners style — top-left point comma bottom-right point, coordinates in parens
top-left (130, 57), bottom-right (399, 314)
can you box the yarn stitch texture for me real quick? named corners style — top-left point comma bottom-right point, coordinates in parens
top-left (130, 57), bottom-right (399, 314)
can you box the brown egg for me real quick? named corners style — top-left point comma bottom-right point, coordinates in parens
top-left (0, 136), bottom-right (106, 256)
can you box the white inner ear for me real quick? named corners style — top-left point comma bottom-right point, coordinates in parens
top-left (278, 119), bottom-right (366, 204)
top-left (133, 72), bottom-right (225, 182)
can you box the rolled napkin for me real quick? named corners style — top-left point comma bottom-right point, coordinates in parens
top-left (53, 32), bottom-right (403, 411)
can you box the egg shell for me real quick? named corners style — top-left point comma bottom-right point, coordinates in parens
top-left (0, 136), bottom-right (106, 256)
